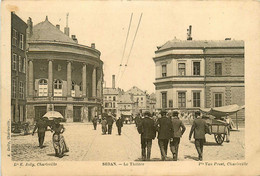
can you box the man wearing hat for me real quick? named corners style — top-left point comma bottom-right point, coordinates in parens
top-left (155, 110), bottom-right (173, 161)
top-left (137, 111), bottom-right (156, 161)
top-left (170, 111), bottom-right (186, 161)
top-left (189, 111), bottom-right (209, 161)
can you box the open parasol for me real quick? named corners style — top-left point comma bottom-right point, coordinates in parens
top-left (43, 111), bottom-right (64, 121)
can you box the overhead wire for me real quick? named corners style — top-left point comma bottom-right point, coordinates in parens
top-left (117, 13), bottom-right (143, 86)
top-left (116, 13), bottom-right (133, 86)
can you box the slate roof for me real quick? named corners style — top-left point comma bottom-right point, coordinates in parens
top-left (29, 17), bottom-right (76, 43)
top-left (103, 88), bottom-right (120, 95)
top-left (118, 94), bottom-right (135, 104)
top-left (157, 38), bottom-right (244, 52)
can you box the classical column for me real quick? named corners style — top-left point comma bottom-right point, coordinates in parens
top-left (92, 66), bottom-right (97, 97)
top-left (67, 61), bottom-right (72, 97)
top-left (48, 59), bottom-right (53, 97)
top-left (28, 59), bottom-right (34, 97)
top-left (97, 68), bottom-right (102, 98)
top-left (82, 63), bottom-right (87, 97)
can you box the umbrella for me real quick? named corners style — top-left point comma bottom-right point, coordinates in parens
top-left (43, 111), bottom-right (64, 121)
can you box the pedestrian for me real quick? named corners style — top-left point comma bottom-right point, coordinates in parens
top-left (225, 114), bottom-right (231, 142)
top-left (137, 111), bottom-right (156, 161)
top-left (32, 117), bottom-right (48, 148)
top-left (101, 117), bottom-right (108, 135)
top-left (170, 111), bottom-right (186, 161)
top-left (92, 115), bottom-right (98, 130)
top-left (50, 119), bottom-right (69, 158)
top-left (189, 111), bottom-right (210, 161)
top-left (106, 113), bottom-right (114, 134)
top-left (155, 110), bottom-right (173, 161)
top-left (116, 116), bottom-right (124, 135)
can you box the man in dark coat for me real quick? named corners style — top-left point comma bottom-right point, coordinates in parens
top-left (106, 114), bottom-right (114, 134)
top-left (92, 115), bottom-right (98, 130)
top-left (155, 110), bottom-right (173, 161)
top-left (189, 111), bottom-right (209, 161)
top-left (137, 111), bottom-right (156, 161)
top-left (116, 116), bottom-right (124, 135)
top-left (32, 117), bottom-right (48, 148)
top-left (170, 111), bottom-right (186, 161)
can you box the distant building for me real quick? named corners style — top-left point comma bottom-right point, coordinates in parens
top-left (126, 86), bottom-right (156, 113)
top-left (153, 29), bottom-right (244, 123)
top-left (26, 16), bottom-right (103, 123)
top-left (11, 12), bottom-right (27, 123)
top-left (117, 93), bottom-right (138, 117)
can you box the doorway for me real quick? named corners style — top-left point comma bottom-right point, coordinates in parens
top-left (73, 106), bottom-right (81, 122)
top-left (35, 106), bottom-right (47, 120)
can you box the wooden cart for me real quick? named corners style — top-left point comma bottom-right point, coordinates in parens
top-left (203, 118), bottom-right (228, 145)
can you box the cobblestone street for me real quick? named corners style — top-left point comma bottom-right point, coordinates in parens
top-left (12, 123), bottom-right (245, 161)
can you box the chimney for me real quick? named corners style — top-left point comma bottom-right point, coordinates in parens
top-left (56, 24), bottom-right (60, 30)
top-left (71, 35), bottom-right (78, 43)
top-left (64, 27), bottom-right (70, 36)
top-left (26, 17), bottom-right (33, 38)
top-left (112, 75), bottom-right (115, 88)
top-left (187, 25), bottom-right (192, 40)
top-left (91, 43), bottom-right (95, 49)
top-left (64, 13), bottom-right (70, 36)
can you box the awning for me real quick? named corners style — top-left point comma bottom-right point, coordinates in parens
top-left (200, 104), bottom-right (245, 118)
top-left (121, 111), bottom-right (132, 116)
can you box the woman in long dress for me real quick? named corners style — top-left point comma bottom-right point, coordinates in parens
top-left (51, 119), bottom-right (69, 158)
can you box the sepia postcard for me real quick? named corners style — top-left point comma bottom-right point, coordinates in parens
top-left (1, 1), bottom-right (260, 175)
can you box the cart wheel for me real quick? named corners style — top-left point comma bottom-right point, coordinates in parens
top-left (214, 134), bottom-right (225, 145)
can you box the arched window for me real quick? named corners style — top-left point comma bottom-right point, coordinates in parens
top-left (38, 79), bottom-right (48, 96)
top-left (54, 79), bottom-right (62, 89)
top-left (54, 79), bottom-right (62, 96)
top-left (71, 81), bottom-right (76, 97)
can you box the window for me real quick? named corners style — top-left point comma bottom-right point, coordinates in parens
top-left (71, 81), bottom-right (76, 97)
top-left (113, 96), bottom-right (116, 101)
top-left (18, 56), bottom-right (22, 72)
top-left (39, 79), bottom-right (48, 96)
top-left (169, 100), bottom-right (173, 108)
top-left (23, 58), bottom-right (26, 73)
top-left (193, 62), bottom-right (200, 76)
top-left (12, 79), bottom-right (16, 98)
top-left (161, 92), bottom-right (167, 108)
top-left (12, 29), bottom-right (18, 46)
top-left (141, 97), bottom-right (143, 100)
top-left (193, 92), bottom-right (200, 107)
top-left (178, 92), bottom-right (186, 108)
top-left (162, 65), bottom-right (167, 77)
top-left (215, 63), bottom-right (222, 76)
top-left (178, 63), bottom-right (186, 76)
top-left (54, 79), bottom-right (62, 96)
top-left (19, 81), bottom-right (24, 99)
top-left (12, 53), bottom-right (17, 70)
top-left (79, 82), bottom-right (82, 91)
top-left (214, 93), bottom-right (223, 107)
top-left (113, 102), bottom-right (115, 108)
top-left (19, 34), bottom-right (24, 50)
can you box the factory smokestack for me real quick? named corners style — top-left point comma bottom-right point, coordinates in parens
top-left (187, 25), bottom-right (192, 40)
top-left (112, 75), bottom-right (115, 89)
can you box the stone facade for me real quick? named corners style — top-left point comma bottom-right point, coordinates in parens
top-left (153, 39), bottom-right (244, 123)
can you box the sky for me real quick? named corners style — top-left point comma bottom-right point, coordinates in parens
top-left (7, 1), bottom-right (258, 94)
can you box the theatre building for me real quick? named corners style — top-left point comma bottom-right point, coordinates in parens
top-left (153, 32), bottom-right (244, 123)
top-left (26, 16), bottom-right (103, 123)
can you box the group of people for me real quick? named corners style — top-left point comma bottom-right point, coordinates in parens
top-left (92, 113), bottom-right (124, 136)
top-left (32, 117), bottom-right (69, 158)
top-left (137, 110), bottom-right (209, 161)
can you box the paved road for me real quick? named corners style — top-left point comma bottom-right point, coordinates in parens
top-left (12, 123), bottom-right (244, 161)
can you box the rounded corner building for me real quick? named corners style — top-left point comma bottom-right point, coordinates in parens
top-left (26, 16), bottom-right (103, 123)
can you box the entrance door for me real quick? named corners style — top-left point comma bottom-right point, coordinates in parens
top-left (73, 106), bottom-right (81, 122)
top-left (35, 106), bottom-right (47, 120)
top-left (88, 107), bottom-right (92, 122)
top-left (54, 106), bottom-right (66, 118)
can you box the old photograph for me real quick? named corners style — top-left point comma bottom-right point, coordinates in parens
top-left (1, 1), bottom-right (260, 175)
